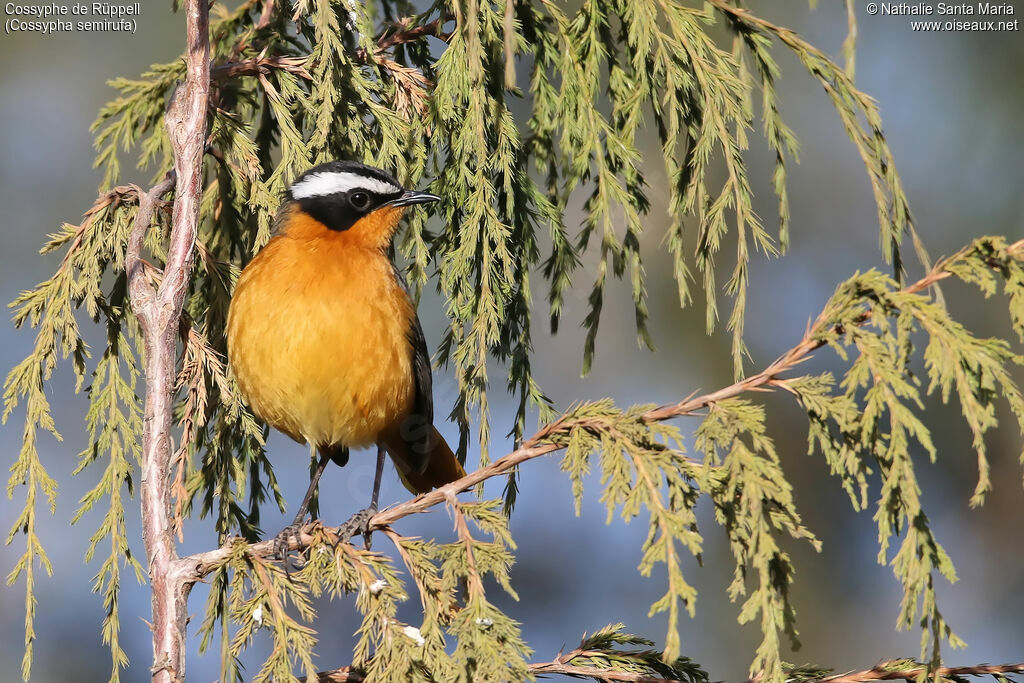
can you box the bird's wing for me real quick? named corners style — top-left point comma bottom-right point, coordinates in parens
top-left (388, 319), bottom-right (467, 492)
top-left (390, 263), bottom-right (434, 476)
top-left (381, 267), bottom-right (466, 492)
top-left (407, 310), bottom-right (434, 428)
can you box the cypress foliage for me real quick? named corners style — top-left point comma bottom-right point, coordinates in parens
top-left (4, 1), bottom-right (1023, 681)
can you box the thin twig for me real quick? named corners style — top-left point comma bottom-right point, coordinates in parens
top-left (448, 496), bottom-right (484, 599)
top-left (374, 16), bottom-right (446, 52)
top-left (210, 55), bottom-right (311, 81)
top-left (256, 0), bottom-right (275, 29)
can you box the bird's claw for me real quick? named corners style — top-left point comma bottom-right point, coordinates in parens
top-left (272, 520), bottom-right (306, 573)
top-left (271, 507), bottom-right (376, 575)
top-left (336, 505), bottom-right (378, 551)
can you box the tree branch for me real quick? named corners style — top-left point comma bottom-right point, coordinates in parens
top-left (312, 661), bottom-right (1024, 683)
top-left (123, 0), bottom-right (209, 680)
top-left (774, 663), bottom-right (1024, 683)
top-left (209, 15), bottom-right (447, 84)
top-left (372, 16), bottom-right (446, 52)
top-left (529, 661), bottom-right (681, 681)
top-left (526, 641), bottom-right (692, 681)
top-left (175, 240), bottom-right (1024, 585)
top-left (210, 55), bottom-right (311, 82)
top-left (313, 661), bottom-right (677, 682)
top-left (125, 174), bottom-right (175, 313)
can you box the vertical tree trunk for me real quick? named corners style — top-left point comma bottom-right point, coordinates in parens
top-left (140, 327), bottom-right (192, 683)
top-left (126, 0), bottom-right (209, 680)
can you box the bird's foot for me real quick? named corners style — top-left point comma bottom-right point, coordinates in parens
top-left (336, 505), bottom-right (378, 551)
top-left (272, 519), bottom-right (307, 571)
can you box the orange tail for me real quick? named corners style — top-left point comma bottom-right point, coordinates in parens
top-left (384, 425), bottom-right (466, 494)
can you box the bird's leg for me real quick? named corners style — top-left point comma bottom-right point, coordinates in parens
top-left (292, 449), bottom-right (334, 527)
top-left (370, 444), bottom-right (385, 511)
top-left (361, 445), bottom-right (387, 550)
top-left (273, 449), bottom-right (335, 561)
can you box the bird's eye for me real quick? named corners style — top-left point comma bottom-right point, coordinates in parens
top-left (349, 191), bottom-right (370, 210)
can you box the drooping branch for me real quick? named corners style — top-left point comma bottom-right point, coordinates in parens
top-left (759, 663), bottom-right (1024, 683)
top-left (315, 641), bottom-right (692, 682)
top-left (371, 16), bottom-right (447, 52)
top-left (123, 0), bottom-right (209, 679)
top-left (314, 661), bottom-right (683, 682)
top-left (209, 14), bottom-right (447, 83)
top-left (175, 240), bottom-right (1024, 584)
top-left (206, 12), bottom-right (442, 126)
top-left (210, 55), bottom-right (312, 82)
top-left (314, 659), bottom-right (1024, 683)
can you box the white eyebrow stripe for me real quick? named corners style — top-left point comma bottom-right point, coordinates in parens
top-left (291, 171), bottom-right (401, 199)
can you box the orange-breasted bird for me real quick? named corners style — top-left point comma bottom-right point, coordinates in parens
top-left (226, 161), bottom-right (465, 538)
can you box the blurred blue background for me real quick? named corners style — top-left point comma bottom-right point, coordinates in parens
top-left (2, 1), bottom-right (1023, 681)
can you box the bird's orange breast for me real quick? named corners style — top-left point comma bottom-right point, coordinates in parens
top-left (226, 226), bottom-right (416, 450)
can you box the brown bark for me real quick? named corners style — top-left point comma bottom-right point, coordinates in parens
top-left (124, 0), bottom-right (209, 679)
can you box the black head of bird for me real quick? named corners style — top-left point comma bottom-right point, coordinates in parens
top-left (277, 160), bottom-right (440, 248)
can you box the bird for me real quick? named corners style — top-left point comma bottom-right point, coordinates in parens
top-left (226, 160), bottom-right (466, 545)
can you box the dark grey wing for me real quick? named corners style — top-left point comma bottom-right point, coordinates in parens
top-left (407, 311), bottom-right (434, 427)
top-left (394, 265), bottom-right (434, 475)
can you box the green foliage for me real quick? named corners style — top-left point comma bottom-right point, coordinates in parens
top-left (72, 341), bottom-right (147, 679)
top-left (781, 658), bottom-right (1024, 683)
top-left (192, 502), bottom-right (529, 683)
top-left (550, 237), bottom-right (1024, 681)
top-left (4, 190), bottom-right (141, 681)
top-left (551, 396), bottom-right (822, 675)
top-left (4, 0), bottom-right (1024, 679)
top-left (556, 399), bottom-right (704, 662)
top-left (697, 399), bottom-right (820, 678)
top-left (532, 622), bottom-right (710, 681)
top-left (786, 237), bottom-right (1024, 669)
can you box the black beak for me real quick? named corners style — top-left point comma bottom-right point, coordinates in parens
top-left (387, 190), bottom-right (441, 207)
